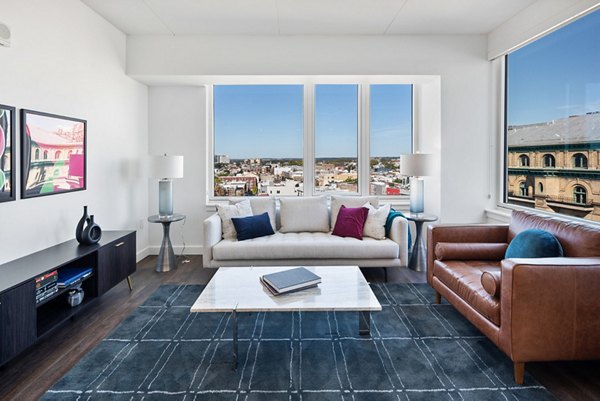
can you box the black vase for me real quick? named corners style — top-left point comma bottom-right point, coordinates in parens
top-left (75, 206), bottom-right (89, 243)
top-left (80, 215), bottom-right (102, 245)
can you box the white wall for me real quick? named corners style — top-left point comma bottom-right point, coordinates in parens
top-left (148, 87), bottom-right (205, 254)
top-left (141, 34), bottom-right (492, 255)
top-left (0, 0), bottom-right (148, 265)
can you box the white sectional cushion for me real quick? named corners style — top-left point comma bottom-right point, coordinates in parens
top-left (279, 196), bottom-right (329, 233)
top-left (213, 232), bottom-right (399, 260)
top-left (232, 197), bottom-right (276, 232)
top-left (330, 195), bottom-right (379, 229)
top-left (217, 200), bottom-right (252, 240)
top-left (362, 203), bottom-right (391, 240)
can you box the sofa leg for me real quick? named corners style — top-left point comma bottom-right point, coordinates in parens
top-left (514, 362), bottom-right (525, 385)
top-left (383, 267), bottom-right (388, 282)
top-left (434, 291), bottom-right (441, 304)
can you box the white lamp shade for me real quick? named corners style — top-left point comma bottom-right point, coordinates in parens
top-left (400, 153), bottom-right (434, 177)
top-left (150, 155), bottom-right (184, 179)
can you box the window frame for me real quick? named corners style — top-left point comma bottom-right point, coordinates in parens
top-left (207, 81), bottom-right (415, 203)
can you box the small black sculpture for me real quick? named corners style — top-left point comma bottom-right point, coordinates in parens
top-left (76, 206), bottom-right (102, 245)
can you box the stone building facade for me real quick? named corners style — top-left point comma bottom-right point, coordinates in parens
top-left (507, 113), bottom-right (600, 222)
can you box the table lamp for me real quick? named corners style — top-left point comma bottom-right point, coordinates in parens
top-left (150, 154), bottom-right (184, 217)
top-left (400, 153), bottom-right (433, 214)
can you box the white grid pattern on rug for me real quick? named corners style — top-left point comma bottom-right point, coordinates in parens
top-left (44, 283), bottom-right (556, 401)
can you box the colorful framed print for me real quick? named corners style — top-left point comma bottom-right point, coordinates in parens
top-left (0, 104), bottom-right (16, 203)
top-left (21, 109), bottom-right (86, 199)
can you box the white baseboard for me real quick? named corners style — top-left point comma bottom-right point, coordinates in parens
top-left (136, 247), bottom-right (151, 262)
top-left (146, 245), bottom-right (205, 256)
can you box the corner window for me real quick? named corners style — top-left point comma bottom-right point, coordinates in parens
top-left (505, 9), bottom-right (600, 221)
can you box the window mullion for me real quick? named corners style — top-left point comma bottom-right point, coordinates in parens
top-left (304, 84), bottom-right (315, 197)
top-left (359, 84), bottom-right (370, 196)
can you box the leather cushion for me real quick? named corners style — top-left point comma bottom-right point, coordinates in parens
top-left (481, 270), bottom-right (501, 298)
top-left (435, 242), bottom-right (508, 261)
top-left (433, 260), bottom-right (501, 326)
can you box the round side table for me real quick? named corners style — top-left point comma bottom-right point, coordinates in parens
top-left (405, 213), bottom-right (438, 272)
top-left (148, 214), bottom-right (185, 272)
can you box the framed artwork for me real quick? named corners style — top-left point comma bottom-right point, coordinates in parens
top-left (21, 109), bottom-right (86, 199)
top-left (0, 104), bottom-right (16, 203)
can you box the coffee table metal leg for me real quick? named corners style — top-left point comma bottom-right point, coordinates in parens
top-left (359, 311), bottom-right (371, 336)
top-left (232, 310), bottom-right (238, 371)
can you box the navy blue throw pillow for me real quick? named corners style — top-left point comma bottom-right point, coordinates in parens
top-left (231, 212), bottom-right (275, 241)
top-left (505, 228), bottom-right (564, 259)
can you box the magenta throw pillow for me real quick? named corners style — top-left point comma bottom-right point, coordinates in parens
top-left (332, 206), bottom-right (369, 239)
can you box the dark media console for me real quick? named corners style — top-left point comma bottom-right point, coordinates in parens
top-left (0, 231), bottom-right (136, 366)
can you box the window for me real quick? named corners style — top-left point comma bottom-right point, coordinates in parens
top-left (572, 153), bottom-right (588, 168)
top-left (314, 85), bottom-right (358, 194)
top-left (34, 148), bottom-right (40, 160)
top-left (543, 154), bottom-right (555, 168)
top-left (43, 150), bottom-right (48, 160)
top-left (211, 82), bottom-right (414, 199)
top-left (538, 182), bottom-right (544, 193)
top-left (519, 182), bottom-right (528, 197)
top-left (370, 85), bottom-right (413, 196)
top-left (518, 154), bottom-right (529, 167)
top-left (212, 85), bottom-right (303, 197)
top-left (505, 9), bottom-right (600, 221)
top-left (573, 185), bottom-right (587, 204)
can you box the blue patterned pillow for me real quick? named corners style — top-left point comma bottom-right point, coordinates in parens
top-left (505, 229), bottom-right (564, 259)
top-left (231, 212), bottom-right (275, 241)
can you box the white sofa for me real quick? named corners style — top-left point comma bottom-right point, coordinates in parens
top-left (203, 195), bottom-right (410, 270)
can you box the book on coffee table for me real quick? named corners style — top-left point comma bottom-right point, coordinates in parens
top-left (260, 267), bottom-right (321, 295)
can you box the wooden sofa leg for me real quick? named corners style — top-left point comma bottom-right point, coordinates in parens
top-left (514, 362), bottom-right (525, 385)
top-left (434, 291), bottom-right (441, 304)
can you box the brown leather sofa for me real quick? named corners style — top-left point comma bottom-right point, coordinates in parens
top-left (427, 210), bottom-right (600, 384)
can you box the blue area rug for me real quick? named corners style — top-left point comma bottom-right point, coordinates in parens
top-left (43, 283), bottom-right (555, 400)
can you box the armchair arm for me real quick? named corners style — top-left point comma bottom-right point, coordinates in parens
top-left (387, 216), bottom-right (409, 266)
top-left (203, 213), bottom-right (222, 267)
top-left (499, 257), bottom-right (600, 363)
top-left (427, 224), bottom-right (509, 283)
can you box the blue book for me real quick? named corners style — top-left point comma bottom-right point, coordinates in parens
top-left (58, 267), bottom-right (93, 288)
top-left (262, 267), bottom-right (321, 293)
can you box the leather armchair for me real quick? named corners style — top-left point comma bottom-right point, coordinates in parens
top-left (427, 210), bottom-right (600, 384)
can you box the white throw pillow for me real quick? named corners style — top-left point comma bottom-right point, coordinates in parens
top-left (217, 199), bottom-right (253, 240)
top-left (362, 202), bottom-right (391, 240)
top-left (279, 196), bottom-right (329, 233)
top-left (330, 195), bottom-right (379, 229)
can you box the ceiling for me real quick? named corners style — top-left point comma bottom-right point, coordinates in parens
top-left (80, 0), bottom-right (537, 36)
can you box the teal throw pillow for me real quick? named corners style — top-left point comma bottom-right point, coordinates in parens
top-left (505, 229), bottom-right (564, 259)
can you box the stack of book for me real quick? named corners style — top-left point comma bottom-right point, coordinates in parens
top-left (260, 267), bottom-right (321, 296)
top-left (35, 270), bottom-right (58, 304)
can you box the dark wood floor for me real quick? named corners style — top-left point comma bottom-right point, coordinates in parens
top-left (0, 257), bottom-right (598, 401)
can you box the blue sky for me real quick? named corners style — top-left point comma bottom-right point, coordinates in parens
top-left (214, 84), bottom-right (412, 159)
top-left (507, 9), bottom-right (600, 126)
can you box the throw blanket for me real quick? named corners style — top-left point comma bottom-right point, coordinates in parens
top-left (385, 208), bottom-right (412, 251)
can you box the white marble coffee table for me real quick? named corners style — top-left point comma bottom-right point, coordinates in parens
top-left (191, 265), bottom-right (381, 369)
